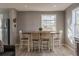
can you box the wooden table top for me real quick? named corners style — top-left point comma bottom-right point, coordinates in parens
top-left (22, 31), bottom-right (59, 34)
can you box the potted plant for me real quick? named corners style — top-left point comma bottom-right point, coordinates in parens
top-left (39, 27), bottom-right (42, 31)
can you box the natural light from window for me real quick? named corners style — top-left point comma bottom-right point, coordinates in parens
top-left (41, 14), bottom-right (56, 32)
top-left (75, 10), bottom-right (79, 37)
top-left (72, 8), bottom-right (79, 37)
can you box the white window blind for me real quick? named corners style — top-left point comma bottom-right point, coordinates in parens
top-left (41, 15), bottom-right (56, 32)
top-left (75, 10), bottom-right (79, 37)
top-left (72, 8), bottom-right (79, 38)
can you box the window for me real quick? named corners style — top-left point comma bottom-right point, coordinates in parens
top-left (41, 15), bottom-right (56, 32)
top-left (75, 9), bottom-right (79, 37)
top-left (72, 8), bottom-right (79, 37)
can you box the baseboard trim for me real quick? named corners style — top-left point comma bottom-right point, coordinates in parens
top-left (64, 44), bottom-right (75, 52)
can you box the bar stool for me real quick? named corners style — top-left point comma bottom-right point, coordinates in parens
top-left (40, 32), bottom-right (51, 52)
top-left (53, 31), bottom-right (63, 48)
top-left (19, 30), bottom-right (30, 52)
top-left (31, 33), bottom-right (40, 52)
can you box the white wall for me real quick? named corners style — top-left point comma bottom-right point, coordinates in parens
top-left (17, 11), bottom-right (65, 44)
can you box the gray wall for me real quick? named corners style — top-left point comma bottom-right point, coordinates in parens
top-left (17, 11), bottom-right (65, 44)
top-left (65, 3), bottom-right (79, 49)
top-left (9, 9), bottom-right (17, 45)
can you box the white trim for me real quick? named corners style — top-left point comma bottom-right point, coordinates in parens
top-left (65, 44), bottom-right (74, 51)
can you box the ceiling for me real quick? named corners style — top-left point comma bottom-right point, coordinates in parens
top-left (0, 3), bottom-right (72, 11)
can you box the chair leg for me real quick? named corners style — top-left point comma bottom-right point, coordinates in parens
top-left (28, 44), bottom-right (30, 52)
top-left (39, 41), bottom-right (40, 52)
top-left (41, 41), bottom-right (43, 52)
